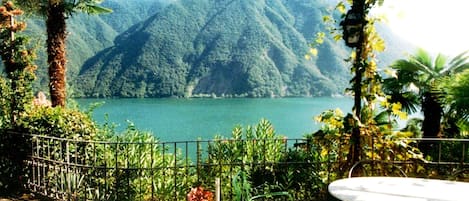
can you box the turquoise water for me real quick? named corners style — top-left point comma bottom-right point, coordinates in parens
top-left (76, 97), bottom-right (353, 142)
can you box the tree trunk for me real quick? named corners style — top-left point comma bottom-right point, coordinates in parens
top-left (422, 92), bottom-right (443, 138)
top-left (46, 3), bottom-right (67, 107)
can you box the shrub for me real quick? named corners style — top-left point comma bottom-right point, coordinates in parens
top-left (16, 106), bottom-right (97, 140)
top-left (204, 119), bottom-right (287, 200)
top-left (89, 122), bottom-right (196, 200)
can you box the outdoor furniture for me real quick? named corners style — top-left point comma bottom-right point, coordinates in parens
top-left (328, 176), bottom-right (469, 201)
top-left (348, 160), bottom-right (408, 178)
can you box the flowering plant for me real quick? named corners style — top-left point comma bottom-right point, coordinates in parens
top-left (187, 186), bottom-right (214, 201)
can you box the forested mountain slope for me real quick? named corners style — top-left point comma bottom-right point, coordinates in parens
top-left (23, 0), bottom-right (167, 92)
top-left (75, 0), bottom-right (350, 98)
top-left (2, 0), bottom-right (412, 98)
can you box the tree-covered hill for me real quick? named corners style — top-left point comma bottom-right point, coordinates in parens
top-left (74, 0), bottom-right (351, 98)
top-left (2, 0), bottom-right (413, 98)
top-left (19, 0), bottom-right (167, 92)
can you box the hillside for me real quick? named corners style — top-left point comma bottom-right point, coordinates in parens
top-left (21, 0), bottom-right (167, 92)
top-left (74, 0), bottom-right (349, 98)
top-left (2, 0), bottom-right (414, 98)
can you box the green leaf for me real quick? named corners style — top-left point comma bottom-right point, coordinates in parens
top-left (374, 38), bottom-right (385, 52)
top-left (335, 2), bottom-right (346, 14)
top-left (322, 15), bottom-right (332, 23)
top-left (434, 53), bottom-right (447, 73)
top-left (333, 34), bottom-right (342, 41)
top-left (78, 4), bottom-right (113, 14)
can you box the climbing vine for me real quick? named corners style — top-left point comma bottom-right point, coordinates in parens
top-left (308, 0), bottom-right (424, 178)
top-left (0, 0), bottom-right (36, 127)
top-left (0, 1), bottom-right (37, 194)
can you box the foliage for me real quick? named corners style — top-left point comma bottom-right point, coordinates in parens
top-left (0, 1), bottom-right (37, 194)
top-left (205, 119), bottom-right (287, 200)
top-left (9, 105), bottom-right (99, 197)
top-left (273, 147), bottom-right (325, 200)
top-left (16, 106), bottom-right (97, 139)
top-left (440, 69), bottom-right (469, 135)
top-left (310, 108), bottom-right (424, 178)
top-left (382, 49), bottom-right (469, 138)
top-left (14, 0), bottom-right (112, 16)
top-left (232, 170), bottom-right (252, 200)
top-left (0, 0), bottom-right (37, 126)
top-left (307, 0), bottom-right (427, 188)
top-left (0, 77), bottom-right (10, 128)
top-left (87, 122), bottom-right (196, 200)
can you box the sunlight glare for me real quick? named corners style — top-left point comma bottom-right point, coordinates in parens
top-left (378, 0), bottom-right (469, 56)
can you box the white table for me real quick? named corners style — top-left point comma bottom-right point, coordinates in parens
top-left (328, 177), bottom-right (469, 201)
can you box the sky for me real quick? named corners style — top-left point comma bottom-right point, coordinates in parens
top-left (375, 0), bottom-right (469, 56)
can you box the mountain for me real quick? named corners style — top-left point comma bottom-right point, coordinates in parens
top-left (74, 0), bottom-right (350, 98)
top-left (19, 0), bottom-right (168, 92)
top-left (2, 0), bottom-right (413, 98)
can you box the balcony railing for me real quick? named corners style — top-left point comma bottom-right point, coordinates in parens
top-left (3, 132), bottom-right (469, 200)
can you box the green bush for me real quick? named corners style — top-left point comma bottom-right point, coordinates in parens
top-left (0, 76), bottom-right (11, 129)
top-left (204, 119), bottom-right (287, 200)
top-left (16, 106), bottom-right (97, 140)
top-left (88, 122), bottom-right (196, 201)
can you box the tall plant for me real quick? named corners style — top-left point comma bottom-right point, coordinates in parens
top-left (0, 0), bottom-right (36, 125)
top-left (440, 69), bottom-right (469, 136)
top-left (333, 0), bottom-right (388, 166)
top-left (383, 49), bottom-right (469, 138)
top-left (206, 120), bottom-right (287, 200)
top-left (14, 0), bottom-right (111, 107)
top-left (308, 0), bottom-right (425, 179)
top-left (0, 1), bottom-right (36, 194)
top-left (90, 123), bottom-right (195, 200)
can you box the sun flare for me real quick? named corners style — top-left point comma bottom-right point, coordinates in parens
top-left (378, 0), bottom-right (469, 56)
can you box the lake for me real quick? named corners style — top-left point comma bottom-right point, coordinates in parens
top-left (76, 97), bottom-right (353, 142)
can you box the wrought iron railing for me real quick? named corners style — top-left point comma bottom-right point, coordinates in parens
top-left (23, 133), bottom-right (321, 200)
top-left (10, 132), bottom-right (469, 200)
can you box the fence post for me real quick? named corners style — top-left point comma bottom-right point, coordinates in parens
top-left (215, 177), bottom-right (220, 201)
top-left (115, 137), bottom-right (119, 201)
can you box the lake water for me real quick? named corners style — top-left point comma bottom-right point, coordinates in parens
top-left (76, 97), bottom-right (353, 142)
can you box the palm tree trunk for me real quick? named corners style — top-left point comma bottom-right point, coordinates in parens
top-left (422, 92), bottom-right (443, 138)
top-left (46, 3), bottom-right (67, 107)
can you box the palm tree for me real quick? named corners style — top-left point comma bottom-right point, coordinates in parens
top-left (14, 0), bottom-right (111, 107)
top-left (441, 69), bottom-right (469, 136)
top-left (383, 49), bottom-right (469, 138)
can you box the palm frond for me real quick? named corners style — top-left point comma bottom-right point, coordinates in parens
top-left (374, 110), bottom-right (392, 127)
top-left (413, 48), bottom-right (433, 67)
top-left (391, 59), bottom-right (416, 71)
top-left (448, 63), bottom-right (469, 75)
top-left (76, 3), bottom-right (112, 14)
top-left (442, 51), bottom-right (469, 75)
top-left (448, 50), bottom-right (469, 67)
top-left (392, 50), bottom-right (438, 79)
top-left (408, 57), bottom-right (439, 79)
top-left (389, 92), bottom-right (419, 114)
top-left (434, 53), bottom-right (447, 73)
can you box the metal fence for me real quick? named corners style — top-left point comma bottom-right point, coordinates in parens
top-left (23, 133), bottom-right (319, 201)
top-left (15, 133), bottom-right (469, 200)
